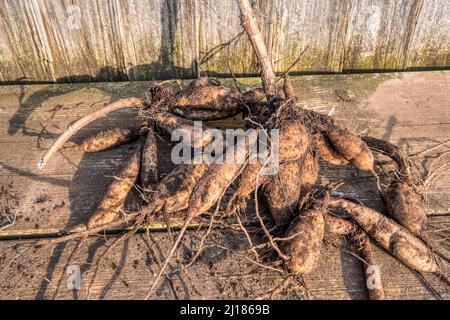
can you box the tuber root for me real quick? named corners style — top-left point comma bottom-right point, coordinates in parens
top-left (87, 142), bottom-right (143, 229)
top-left (312, 133), bottom-right (348, 166)
top-left (81, 128), bottom-right (139, 153)
top-left (283, 207), bottom-right (325, 274)
top-left (325, 125), bottom-right (374, 172)
top-left (264, 160), bottom-right (302, 226)
top-left (328, 198), bottom-right (438, 273)
top-left (140, 128), bottom-right (159, 189)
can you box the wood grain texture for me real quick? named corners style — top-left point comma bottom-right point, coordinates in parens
top-left (1, 0), bottom-right (449, 83)
top-left (0, 72), bottom-right (449, 233)
top-left (344, 0), bottom-right (419, 70)
top-left (0, 215), bottom-right (448, 300)
top-left (406, 0), bottom-right (450, 68)
top-left (0, 72), bottom-right (449, 299)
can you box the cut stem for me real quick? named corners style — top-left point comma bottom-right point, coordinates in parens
top-left (238, 0), bottom-right (277, 99)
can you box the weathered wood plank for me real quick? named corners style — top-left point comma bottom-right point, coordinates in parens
top-left (265, 0), bottom-right (350, 73)
top-left (343, 0), bottom-right (420, 70)
top-left (0, 215), bottom-right (448, 300)
top-left (1, 0), bottom-right (449, 83)
top-left (0, 72), bottom-right (449, 300)
top-left (1, 72), bottom-right (449, 235)
top-left (0, 0), bottom-right (53, 82)
top-left (406, 0), bottom-right (450, 68)
top-left (199, 0), bottom-right (350, 75)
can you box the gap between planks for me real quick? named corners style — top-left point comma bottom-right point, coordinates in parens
top-left (0, 221), bottom-right (213, 242)
top-left (0, 214), bottom-right (448, 242)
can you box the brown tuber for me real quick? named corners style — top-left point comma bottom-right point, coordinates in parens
top-left (351, 229), bottom-right (385, 300)
top-left (277, 119), bottom-right (310, 163)
top-left (148, 164), bottom-right (209, 215)
top-left (328, 198), bottom-right (438, 273)
top-left (325, 125), bottom-right (374, 171)
top-left (81, 128), bottom-right (139, 153)
top-left (283, 207), bottom-right (325, 275)
top-left (362, 137), bottom-right (427, 236)
top-left (153, 112), bottom-right (215, 148)
top-left (171, 85), bottom-right (242, 121)
top-left (34, 0), bottom-right (444, 300)
top-left (312, 133), bottom-right (348, 166)
top-left (264, 160), bottom-right (302, 226)
top-left (227, 162), bottom-right (266, 213)
top-left (140, 128), bottom-right (159, 189)
top-left (324, 214), bottom-right (354, 236)
top-left (297, 151), bottom-right (319, 208)
top-left (385, 181), bottom-right (427, 236)
top-left (87, 143), bottom-right (143, 228)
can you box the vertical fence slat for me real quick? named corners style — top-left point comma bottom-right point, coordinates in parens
top-left (406, 0), bottom-right (450, 68)
top-left (0, 0), bottom-right (449, 83)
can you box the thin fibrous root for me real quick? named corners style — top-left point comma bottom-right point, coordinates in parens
top-left (255, 274), bottom-right (293, 300)
top-left (86, 212), bottom-right (148, 299)
top-left (34, 210), bottom-right (143, 247)
top-left (37, 98), bottom-right (143, 169)
top-left (146, 134), bottom-right (255, 298)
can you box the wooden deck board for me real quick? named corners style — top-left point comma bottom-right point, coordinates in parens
top-left (0, 71), bottom-right (449, 299)
top-left (0, 215), bottom-right (448, 300)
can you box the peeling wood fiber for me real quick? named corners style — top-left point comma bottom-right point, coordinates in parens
top-left (0, 0), bottom-right (448, 83)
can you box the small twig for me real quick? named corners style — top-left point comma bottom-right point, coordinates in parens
top-left (199, 31), bottom-right (244, 65)
top-left (255, 274), bottom-right (293, 300)
top-left (143, 229), bottom-right (179, 300)
top-left (0, 247), bottom-right (31, 277)
top-left (254, 159), bottom-right (289, 261)
top-left (275, 45), bottom-right (310, 84)
top-left (416, 271), bottom-right (443, 300)
top-left (408, 139), bottom-right (450, 158)
top-left (0, 211), bottom-right (16, 231)
top-left (227, 62), bottom-right (243, 94)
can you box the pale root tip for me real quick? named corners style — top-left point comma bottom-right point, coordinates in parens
top-left (330, 191), bottom-right (344, 197)
top-left (37, 160), bottom-right (45, 170)
top-left (69, 224), bottom-right (87, 233)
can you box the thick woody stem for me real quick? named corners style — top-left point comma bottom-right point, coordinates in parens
top-left (238, 0), bottom-right (277, 99)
